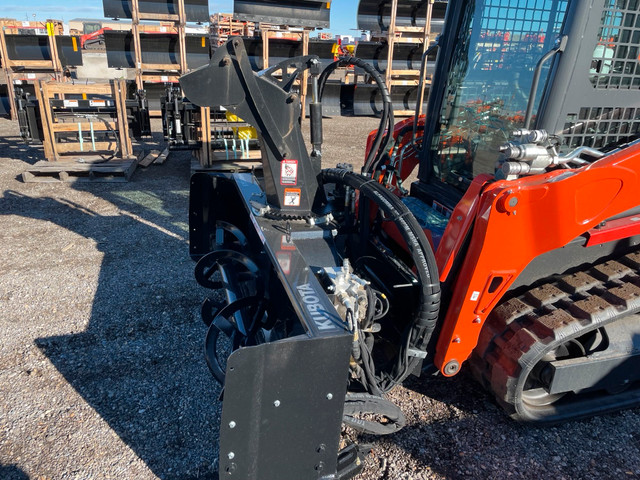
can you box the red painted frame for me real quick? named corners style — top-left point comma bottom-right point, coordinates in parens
top-left (434, 140), bottom-right (640, 374)
top-left (365, 128), bottom-right (640, 376)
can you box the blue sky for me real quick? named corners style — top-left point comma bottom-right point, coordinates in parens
top-left (0, 0), bottom-right (359, 35)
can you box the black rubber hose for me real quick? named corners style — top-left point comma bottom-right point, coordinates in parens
top-left (318, 57), bottom-right (394, 175)
top-left (343, 392), bottom-right (406, 435)
top-left (320, 168), bottom-right (440, 391)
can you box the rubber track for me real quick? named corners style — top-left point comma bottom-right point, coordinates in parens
top-left (469, 250), bottom-right (640, 423)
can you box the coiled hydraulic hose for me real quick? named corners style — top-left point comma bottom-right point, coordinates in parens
top-left (321, 168), bottom-right (441, 393)
top-left (318, 57), bottom-right (395, 176)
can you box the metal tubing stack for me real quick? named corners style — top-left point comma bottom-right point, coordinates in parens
top-left (355, 0), bottom-right (447, 116)
top-left (103, 0), bottom-right (210, 115)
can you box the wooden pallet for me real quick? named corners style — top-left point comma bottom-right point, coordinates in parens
top-left (139, 148), bottom-right (169, 167)
top-left (22, 157), bottom-right (139, 183)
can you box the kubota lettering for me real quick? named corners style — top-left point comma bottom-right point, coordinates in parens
top-left (296, 283), bottom-right (338, 331)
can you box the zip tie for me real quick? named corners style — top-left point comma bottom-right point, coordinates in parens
top-left (223, 138), bottom-right (229, 161)
top-left (78, 122), bottom-right (83, 152)
top-left (232, 139), bottom-right (237, 159)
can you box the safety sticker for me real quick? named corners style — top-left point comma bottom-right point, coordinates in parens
top-left (284, 188), bottom-right (301, 207)
top-left (63, 100), bottom-right (79, 108)
top-left (280, 159), bottom-right (298, 185)
top-left (470, 291), bottom-right (480, 301)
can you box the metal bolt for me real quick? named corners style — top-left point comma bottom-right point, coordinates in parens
top-left (473, 317), bottom-right (482, 324)
top-left (453, 337), bottom-right (461, 343)
top-left (317, 444), bottom-right (326, 453)
top-left (228, 452), bottom-right (235, 460)
top-left (508, 197), bottom-right (518, 207)
top-left (326, 393), bottom-right (333, 400)
top-left (315, 462), bottom-right (325, 471)
top-left (226, 463), bottom-right (237, 474)
top-left (229, 421), bottom-right (236, 429)
top-left (274, 400), bottom-right (281, 407)
top-left (444, 360), bottom-right (460, 376)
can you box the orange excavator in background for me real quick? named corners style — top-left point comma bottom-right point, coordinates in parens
top-left (80, 27), bottom-right (112, 49)
top-left (180, 0), bottom-right (640, 478)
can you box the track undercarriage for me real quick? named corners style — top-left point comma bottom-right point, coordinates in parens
top-left (472, 250), bottom-right (640, 422)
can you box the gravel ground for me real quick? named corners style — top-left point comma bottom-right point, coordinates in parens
top-left (1, 115), bottom-right (640, 480)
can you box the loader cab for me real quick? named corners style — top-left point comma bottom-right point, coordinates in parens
top-left (83, 22), bottom-right (102, 35)
top-left (414, 0), bottom-right (570, 210)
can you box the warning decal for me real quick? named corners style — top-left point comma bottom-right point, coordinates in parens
top-left (284, 188), bottom-right (301, 207)
top-left (280, 159), bottom-right (298, 185)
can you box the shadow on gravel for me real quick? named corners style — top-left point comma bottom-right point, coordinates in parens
top-left (1, 158), bottom-right (222, 479)
top-left (0, 464), bottom-right (29, 480)
top-left (0, 135), bottom-right (43, 166)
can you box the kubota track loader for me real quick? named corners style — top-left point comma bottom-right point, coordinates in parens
top-left (180, 0), bottom-right (640, 478)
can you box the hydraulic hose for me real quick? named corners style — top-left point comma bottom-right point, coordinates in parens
top-left (321, 168), bottom-right (441, 392)
top-left (318, 57), bottom-right (394, 176)
top-left (342, 392), bottom-right (406, 435)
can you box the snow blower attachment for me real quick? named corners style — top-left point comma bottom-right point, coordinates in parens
top-left (181, 37), bottom-right (441, 479)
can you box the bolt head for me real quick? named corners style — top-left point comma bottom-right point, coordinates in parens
top-left (229, 421), bottom-right (236, 429)
top-left (227, 452), bottom-right (235, 460)
top-left (444, 360), bottom-right (460, 376)
top-left (274, 400), bottom-right (281, 407)
top-left (326, 393), bottom-right (333, 400)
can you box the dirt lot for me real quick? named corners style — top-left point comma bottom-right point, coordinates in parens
top-left (1, 116), bottom-right (640, 480)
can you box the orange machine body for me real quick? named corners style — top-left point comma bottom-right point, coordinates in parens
top-left (365, 128), bottom-right (640, 376)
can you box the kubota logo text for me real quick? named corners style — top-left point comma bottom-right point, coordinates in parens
top-left (296, 283), bottom-right (339, 331)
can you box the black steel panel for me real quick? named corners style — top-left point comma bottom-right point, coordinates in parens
top-left (104, 30), bottom-right (209, 69)
top-left (306, 80), bottom-right (342, 116)
top-left (234, 0), bottom-right (330, 28)
top-left (144, 82), bottom-right (170, 111)
top-left (185, 34), bottom-right (211, 68)
top-left (104, 30), bottom-right (134, 68)
top-left (103, 0), bottom-right (209, 22)
top-left (56, 37), bottom-right (83, 67)
top-left (353, 83), bottom-right (422, 116)
top-left (5, 35), bottom-right (51, 61)
top-left (357, 0), bottom-right (447, 32)
top-left (5, 35), bottom-right (82, 67)
top-left (240, 36), bottom-right (264, 70)
top-left (237, 38), bottom-right (333, 72)
top-left (219, 335), bottom-right (352, 480)
top-left (238, 36), bottom-right (303, 71)
top-left (354, 41), bottom-right (436, 74)
top-left (0, 84), bottom-right (10, 117)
